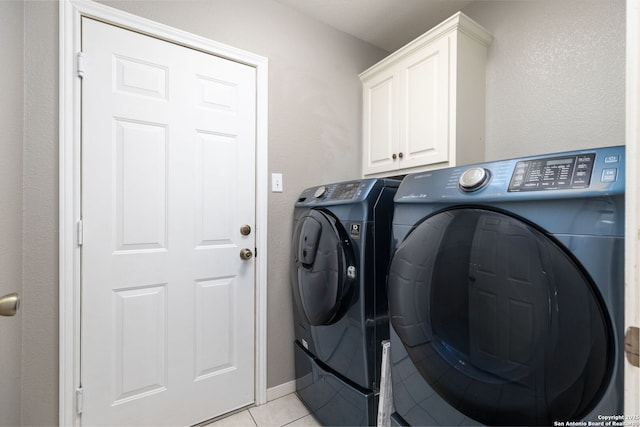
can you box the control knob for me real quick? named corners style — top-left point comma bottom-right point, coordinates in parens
top-left (314, 186), bottom-right (327, 198)
top-left (458, 167), bottom-right (490, 192)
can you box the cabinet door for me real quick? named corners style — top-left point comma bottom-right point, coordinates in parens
top-left (399, 36), bottom-right (450, 169)
top-left (362, 67), bottom-right (399, 175)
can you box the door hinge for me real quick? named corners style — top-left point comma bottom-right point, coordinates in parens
top-left (77, 220), bottom-right (84, 246)
top-left (75, 387), bottom-right (84, 414)
top-left (77, 52), bottom-right (85, 78)
top-left (625, 326), bottom-right (640, 367)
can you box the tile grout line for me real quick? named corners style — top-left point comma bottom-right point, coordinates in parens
top-left (280, 413), bottom-right (311, 427)
top-left (247, 408), bottom-right (259, 427)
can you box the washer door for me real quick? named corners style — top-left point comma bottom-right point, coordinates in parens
top-left (292, 209), bottom-right (355, 326)
top-left (388, 208), bottom-right (613, 426)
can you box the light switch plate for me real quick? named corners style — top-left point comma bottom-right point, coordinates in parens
top-left (272, 173), bottom-right (283, 192)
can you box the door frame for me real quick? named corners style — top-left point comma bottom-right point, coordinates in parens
top-left (626, 0), bottom-right (640, 416)
top-left (58, 1), bottom-right (269, 425)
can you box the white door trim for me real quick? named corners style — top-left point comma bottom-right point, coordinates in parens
top-left (625, 0), bottom-right (640, 416)
top-left (58, 1), bottom-right (269, 425)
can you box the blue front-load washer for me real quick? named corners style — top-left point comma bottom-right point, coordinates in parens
top-left (291, 179), bottom-right (399, 426)
top-left (387, 146), bottom-right (624, 426)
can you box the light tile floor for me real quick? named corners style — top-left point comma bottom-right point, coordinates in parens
top-left (206, 394), bottom-right (321, 427)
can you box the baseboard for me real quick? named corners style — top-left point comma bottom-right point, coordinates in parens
top-left (266, 380), bottom-right (296, 402)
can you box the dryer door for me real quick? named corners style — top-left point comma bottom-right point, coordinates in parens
top-left (292, 209), bottom-right (355, 326)
top-left (388, 208), bottom-right (613, 426)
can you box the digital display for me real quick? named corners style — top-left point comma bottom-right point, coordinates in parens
top-left (508, 153), bottom-right (595, 192)
top-left (331, 182), bottom-right (361, 200)
top-left (546, 158), bottom-right (574, 166)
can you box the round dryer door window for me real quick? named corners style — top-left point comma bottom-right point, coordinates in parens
top-left (291, 209), bottom-right (356, 326)
top-left (388, 208), bottom-right (613, 426)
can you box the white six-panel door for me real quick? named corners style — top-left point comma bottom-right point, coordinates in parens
top-left (81, 17), bottom-right (256, 426)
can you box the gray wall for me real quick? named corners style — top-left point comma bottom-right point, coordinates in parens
top-left (11, 0), bottom-right (626, 425)
top-left (0, 2), bottom-right (24, 426)
top-left (23, 1), bottom-right (60, 425)
top-left (462, 0), bottom-right (626, 160)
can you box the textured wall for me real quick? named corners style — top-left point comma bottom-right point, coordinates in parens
top-left (463, 0), bottom-right (626, 160)
top-left (0, 1), bottom-right (24, 426)
top-left (22, 1), bottom-right (60, 425)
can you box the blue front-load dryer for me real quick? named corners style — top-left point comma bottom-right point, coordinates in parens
top-left (291, 178), bottom-right (399, 426)
top-left (387, 146), bottom-right (624, 426)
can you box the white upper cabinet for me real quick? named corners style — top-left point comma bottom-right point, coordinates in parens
top-left (360, 12), bottom-right (492, 177)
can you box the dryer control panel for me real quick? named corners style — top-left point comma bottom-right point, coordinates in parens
top-left (507, 153), bottom-right (597, 192)
top-left (395, 145), bottom-right (625, 203)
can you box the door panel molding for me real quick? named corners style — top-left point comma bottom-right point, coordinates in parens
top-left (59, 1), bottom-right (269, 425)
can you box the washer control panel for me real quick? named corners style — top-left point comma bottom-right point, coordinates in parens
top-left (330, 182), bottom-right (363, 200)
top-left (310, 181), bottom-right (366, 201)
top-left (297, 179), bottom-right (384, 206)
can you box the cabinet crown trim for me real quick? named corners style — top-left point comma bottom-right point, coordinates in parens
top-left (359, 11), bottom-right (492, 79)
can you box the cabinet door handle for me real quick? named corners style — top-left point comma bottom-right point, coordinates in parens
top-left (392, 153), bottom-right (397, 160)
top-left (398, 152), bottom-right (404, 159)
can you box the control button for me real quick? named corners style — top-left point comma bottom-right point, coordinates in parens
top-left (573, 179), bottom-right (589, 187)
top-left (601, 168), bottom-right (618, 183)
top-left (604, 155), bottom-right (620, 164)
top-left (458, 167), bottom-right (490, 192)
top-left (314, 186), bottom-right (327, 198)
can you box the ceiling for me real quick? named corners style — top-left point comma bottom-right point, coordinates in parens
top-left (274, 0), bottom-right (475, 52)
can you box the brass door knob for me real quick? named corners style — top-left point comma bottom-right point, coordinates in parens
top-left (0, 293), bottom-right (20, 317)
top-left (240, 248), bottom-right (253, 260)
top-left (240, 224), bottom-right (252, 236)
